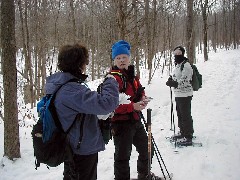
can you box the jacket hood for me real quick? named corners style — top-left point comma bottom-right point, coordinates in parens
top-left (44, 72), bottom-right (78, 94)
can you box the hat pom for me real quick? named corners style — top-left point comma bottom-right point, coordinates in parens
top-left (111, 40), bottom-right (131, 60)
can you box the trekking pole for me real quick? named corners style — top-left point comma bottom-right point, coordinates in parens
top-left (147, 108), bottom-right (152, 180)
top-left (140, 112), bottom-right (171, 179)
top-left (173, 115), bottom-right (177, 152)
top-left (170, 88), bottom-right (178, 152)
top-left (170, 87), bottom-right (174, 131)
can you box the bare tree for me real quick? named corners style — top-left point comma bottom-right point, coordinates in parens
top-left (115, 0), bottom-right (128, 39)
top-left (186, 0), bottom-right (195, 64)
top-left (200, 0), bottom-right (209, 61)
top-left (231, 0), bottom-right (239, 49)
top-left (1, 0), bottom-right (21, 159)
top-left (145, 0), bottom-right (158, 84)
top-left (4, 0), bottom-right (239, 107)
top-left (17, 0), bottom-right (34, 107)
top-left (70, 0), bottom-right (77, 43)
top-left (212, 11), bottom-right (218, 52)
top-left (132, 0), bottom-right (140, 76)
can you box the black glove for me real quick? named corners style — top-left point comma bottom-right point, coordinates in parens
top-left (97, 83), bottom-right (103, 93)
top-left (166, 79), bottom-right (178, 88)
top-left (168, 76), bottom-right (173, 81)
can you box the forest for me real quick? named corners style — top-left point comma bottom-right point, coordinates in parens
top-left (0, 0), bottom-right (239, 160)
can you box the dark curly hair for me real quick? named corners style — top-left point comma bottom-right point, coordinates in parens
top-left (57, 44), bottom-right (89, 78)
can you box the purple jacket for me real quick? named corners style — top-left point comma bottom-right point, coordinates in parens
top-left (45, 72), bottom-right (119, 155)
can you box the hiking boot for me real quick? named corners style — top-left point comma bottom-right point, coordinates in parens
top-left (171, 134), bottom-right (184, 140)
top-left (138, 172), bottom-right (162, 180)
top-left (177, 137), bottom-right (192, 146)
top-left (170, 131), bottom-right (184, 140)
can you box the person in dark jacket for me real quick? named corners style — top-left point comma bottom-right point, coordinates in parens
top-left (166, 46), bottom-right (194, 146)
top-left (44, 44), bottom-right (119, 180)
top-left (109, 40), bottom-right (161, 180)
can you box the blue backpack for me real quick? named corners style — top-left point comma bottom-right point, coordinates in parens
top-left (32, 79), bottom-right (83, 169)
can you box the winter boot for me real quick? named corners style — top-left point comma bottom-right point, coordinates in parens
top-left (170, 131), bottom-right (184, 141)
top-left (171, 134), bottom-right (183, 140)
top-left (138, 172), bottom-right (162, 180)
top-left (177, 137), bottom-right (192, 146)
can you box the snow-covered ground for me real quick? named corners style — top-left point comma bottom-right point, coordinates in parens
top-left (0, 48), bottom-right (240, 180)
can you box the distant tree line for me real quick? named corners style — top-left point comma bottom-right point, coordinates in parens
top-left (2, 0), bottom-right (240, 107)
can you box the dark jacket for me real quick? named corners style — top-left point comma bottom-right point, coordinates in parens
top-left (45, 72), bottom-right (119, 155)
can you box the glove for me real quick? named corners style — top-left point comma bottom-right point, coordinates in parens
top-left (105, 74), bottom-right (116, 80)
top-left (97, 83), bottom-right (103, 93)
top-left (97, 74), bottom-right (116, 93)
top-left (166, 79), bottom-right (178, 88)
top-left (168, 76), bottom-right (173, 81)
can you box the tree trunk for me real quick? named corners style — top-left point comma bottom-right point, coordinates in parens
top-left (18, 0), bottom-right (34, 107)
top-left (145, 0), bottom-right (153, 85)
top-left (232, 0), bottom-right (237, 49)
top-left (186, 0), bottom-right (195, 64)
top-left (1, 0), bottom-right (21, 159)
top-left (115, 0), bottom-right (127, 39)
top-left (132, 0), bottom-right (140, 76)
top-left (70, 0), bottom-right (76, 43)
top-left (39, 0), bottom-right (47, 96)
top-left (201, 0), bottom-right (209, 61)
top-left (212, 12), bottom-right (217, 52)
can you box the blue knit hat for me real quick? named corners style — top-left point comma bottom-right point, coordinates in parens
top-left (111, 40), bottom-right (131, 60)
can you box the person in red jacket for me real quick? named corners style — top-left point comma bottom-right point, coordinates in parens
top-left (109, 40), bottom-right (161, 180)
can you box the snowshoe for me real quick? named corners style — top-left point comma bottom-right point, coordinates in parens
top-left (176, 137), bottom-right (192, 146)
top-left (138, 172), bottom-right (164, 180)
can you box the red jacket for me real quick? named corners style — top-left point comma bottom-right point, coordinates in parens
top-left (110, 67), bottom-right (145, 122)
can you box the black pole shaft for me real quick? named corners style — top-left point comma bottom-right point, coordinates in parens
top-left (170, 87), bottom-right (173, 130)
top-left (147, 108), bottom-right (152, 180)
top-left (140, 112), bottom-right (171, 179)
top-left (170, 87), bottom-right (177, 148)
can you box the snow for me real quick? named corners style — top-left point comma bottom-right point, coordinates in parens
top-left (1, 48), bottom-right (240, 180)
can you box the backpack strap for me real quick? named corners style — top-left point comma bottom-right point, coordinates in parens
top-left (52, 79), bottom-right (86, 149)
top-left (180, 60), bottom-right (188, 71)
top-left (109, 70), bottom-right (143, 100)
top-left (49, 78), bottom-right (81, 104)
top-left (50, 78), bottom-right (83, 132)
top-left (109, 71), bottom-right (127, 93)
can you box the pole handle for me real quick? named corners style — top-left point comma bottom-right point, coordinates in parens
top-left (147, 108), bottom-right (152, 125)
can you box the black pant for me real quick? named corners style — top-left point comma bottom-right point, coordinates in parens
top-left (63, 153), bottom-right (98, 180)
top-left (175, 96), bottom-right (194, 138)
top-left (112, 120), bottom-right (154, 180)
